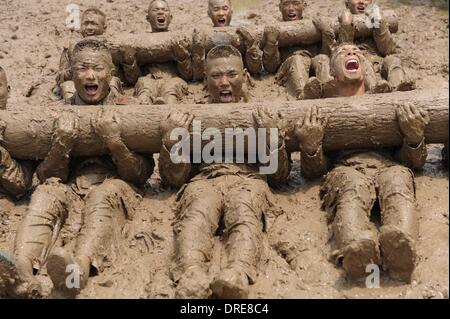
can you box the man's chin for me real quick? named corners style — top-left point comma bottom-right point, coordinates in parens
top-left (80, 93), bottom-right (103, 104)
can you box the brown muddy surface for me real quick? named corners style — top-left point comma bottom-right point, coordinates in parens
top-left (0, 0), bottom-right (448, 298)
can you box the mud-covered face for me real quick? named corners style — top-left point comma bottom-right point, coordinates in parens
top-left (81, 12), bottom-right (106, 37)
top-left (279, 0), bottom-right (304, 21)
top-left (147, 0), bottom-right (172, 32)
top-left (332, 44), bottom-right (365, 83)
top-left (72, 50), bottom-right (112, 104)
top-left (208, 0), bottom-right (233, 27)
top-left (346, 0), bottom-right (371, 14)
top-left (0, 71), bottom-right (8, 109)
top-left (206, 56), bottom-right (245, 103)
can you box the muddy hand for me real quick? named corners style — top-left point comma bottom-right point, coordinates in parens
top-left (53, 112), bottom-right (80, 151)
top-left (295, 105), bottom-right (328, 155)
top-left (396, 103), bottom-right (430, 146)
top-left (173, 36), bottom-right (191, 62)
top-left (339, 9), bottom-right (353, 26)
top-left (312, 16), bottom-right (330, 32)
top-left (252, 106), bottom-right (287, 147)
top-left (263, 26), bottom-right (280, 45)
top-left (160, 111), bottom-right (194, 149)
top-left (192, 28), bottom-right (206, 56)
top-left (93, 108), bottom-right (122, 144)
top-left (122, 45), bottom-right (137, 65)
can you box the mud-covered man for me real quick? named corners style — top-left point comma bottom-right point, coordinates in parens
top-left (120, 0), bottom-right (190, 105)
top-left (337, 0), bottom-right (415, 93)
top-left (0, 67), bottom-right (34, 227)
top-left (160, 45), bottom-right (291, 299)
top-left (56, 7), bottom-right (122, 102)
top-left (272, 42), bottom-right (429, 282)
top-left (0, 40), bottom-right (160, 298)
top-left (242, 0), bottom-right (336, 99)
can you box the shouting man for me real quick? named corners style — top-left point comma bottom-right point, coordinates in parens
top-left (121, 0), bottom-right (190, 105)
top-left (160, 45), bottom-right (291, 299)
top-left (1, 40), bottom-right (159, 298)
top-left (56, 7), bottom-right (122, 102)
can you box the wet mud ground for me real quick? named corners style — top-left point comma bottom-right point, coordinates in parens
top-left (0, 0), bottom-right (448, 298)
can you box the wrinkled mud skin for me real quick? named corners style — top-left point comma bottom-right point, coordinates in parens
top-left (0, 0), bottom-right (448, 299)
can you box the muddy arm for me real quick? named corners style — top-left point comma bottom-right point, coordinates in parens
top-left (108, 140), bottom-right (154, 185)
top-left (176, 57), bottom-right (193, 82)
top-left (266, 142), bottom-right (292, 187)
top-left (0, 147), bottom-right (34, 198)
top-left (56, 48), bottom-right (71, 85)
top-left (301, 146), bottom-right (329, 179)
top-left (36, 140), bottom-right (72, 183)
top-left (158, 144), bottom-right (192, 188)
top-left (263, 42), bottom-right (281, 74)
top-left (373, 19), bottom-right (397, 57)
top-left (396, 138), bottom-right (427, 170)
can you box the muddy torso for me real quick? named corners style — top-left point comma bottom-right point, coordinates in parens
top-left (140, 62), bottom-right (178, 80)
top-left (280, 44), bottom-right (320, 61)
top-left (330, 149), bottom-right (398, 177)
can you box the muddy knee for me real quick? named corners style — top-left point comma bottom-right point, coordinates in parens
top-left (312, 54), bottom-right (332, 83)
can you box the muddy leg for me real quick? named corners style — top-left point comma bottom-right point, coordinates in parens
top-left (303, 54), bottom-right (333, 99)
top-left (161, 77), bottom-right (189, 105)
top-left (443, 144), bottom-right (448, 168)
top-left (12, 179), bottom-right (73, 296)
top-left (378, 166), bottom-right (418, 282)
top-left (275, 55), bottom-right (311, 100)
top-left (173, 180), bottom-right (222, 299)
top-left (237, 27), bottom-right (263, 75)
top-left (362, 55), bottom-right (391, 94)
top-left (321, 166), bottom-right (380, 280)
top-left (382, 55), bottom-right (415, 92)
top-left (211, 178), bottom-right (267, 299)
top-left (47, 179), bottom-right (140, 296)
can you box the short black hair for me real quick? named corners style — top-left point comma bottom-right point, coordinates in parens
top-left (82, 7), bottom-right (106, 21)
top-left (72, 39), bottom-right (114, 68)
top-left (206, 45), bottom-right (243, 65)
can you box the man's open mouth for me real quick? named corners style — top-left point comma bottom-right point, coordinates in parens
top-left (217, 18), bottom-right (227, 26)
top-left (287, 13), bottom-right (298, 20)
top-left (85, 31), bottom-right (95, 36)
top-left (85, 84), bottom-right (99, 96)
top-left (157, 17), bottom-right (166, 24)
top-left (345, 58), bottom-right (360, 72)
top-left (219, 90), bottom-right (233, 102)
top-left (357, 5), bottom-right (366, 12)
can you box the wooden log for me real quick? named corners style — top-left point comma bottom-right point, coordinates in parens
top-left (0, 89), bottom-right (447, 160)
top-left (107, 11), bottom-right (398, 65)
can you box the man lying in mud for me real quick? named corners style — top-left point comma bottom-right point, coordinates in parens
top-left (160, 45), bottom-right (291, 299)
top-left (120, 0), bottom-right (190, 104)
top-left (238, 0), bottom-right (336, 99)
top-left (0, 67), bottom-right (34, 227)
top-left (337, 0), bottom-right (415, 93)
top-left (0, 40), bottom-right (158, 298)
top-left (272, 42), bottom-right (429, 283)
top-left (55, 7), bottom-right (122, 102)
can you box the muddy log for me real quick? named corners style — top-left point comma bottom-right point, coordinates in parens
top-left (0, 89), bottom-right (447, 160)
top-left (107, 12), bottom-right (398, 65)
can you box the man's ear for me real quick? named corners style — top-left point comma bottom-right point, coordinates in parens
top-left (146, 12), bottom-right (151, 23)
top-left (168, 13), bottom-right (173, 25)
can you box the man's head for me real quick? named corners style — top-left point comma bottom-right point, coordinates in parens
top-left (0, 67), bottom-right (10, 109)
top-left (147, 0), bottom-right (173, 32)
top-left (279, 0), bottom-right (306, 21)
top-left (208, 0), bottom-right (233, 27)
top-left (81, 7), bottom-right (107, 37)
top-left (331, 43), bottom-right (365, 85)
top-left (71, 39), bottom-right (114, 104)
top-left (205, 45), bottom-right (245, 103)
top-left (345, 0), bottom-right (372, 14)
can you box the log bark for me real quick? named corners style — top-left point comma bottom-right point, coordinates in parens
top-left (107, 11), bottom-right (398, 65)
top-left (0, 89), bottom-right (447, 160)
